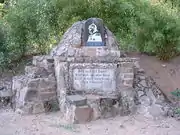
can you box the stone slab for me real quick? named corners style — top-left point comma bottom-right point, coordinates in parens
top-left (65, 103), bottom-right (93, 124)
top-left (66, 95), bottom-right (87, 106)
top-left (0, 90), bottom-right (13, 97)
top-left (69, 63), bottom-right (117, 94)
top-left (74, 105), bottom-right (93, 123)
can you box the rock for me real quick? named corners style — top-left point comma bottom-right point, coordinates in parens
top-left (64, 103), bottom-right (92, 124)
top-left (0, 89), bottom-right (12, 97)
top-left (137, 68), bottom-right (145, 73)
top-left (139, 96), bottom-right (151, 106)
top-left (120, 88), bottom-right (136, 116)
top-left (32, 102), bottom-right (45, 114)
top-left (12, 75), bottom-right (28, 92)
top-left (162, 64), bottom-right (167, 68)
top-left (74, 105), bottom-right (93, 123)
top-left (25, 66), bottom-right (49, 78)
top-left (139, 80), bottom-right (147, 87)
top-left (66, 95), bottom-right (87, 106)
top-left (148, 104), bottom-right (164, 118)
top-left (86, 96), bottom-right (101, 120)
top-left (44, 99), bottom-right (59, 112)
top-left (138, 91), bottom-right (145, 97)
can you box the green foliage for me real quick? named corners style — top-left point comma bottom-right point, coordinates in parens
top-left (0, 0), bottom-right (180, 69)
top-left (171, 89), bottom-right (180, 114)
top-left (171, 89), bottom-right (180, 98)
top-left (0, 20), bottom-right (9, 67)
top-left (134, 1), bottom-right (180, 60)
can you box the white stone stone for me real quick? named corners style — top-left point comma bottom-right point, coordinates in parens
top-left (73, 68), bottom-right (116, 92)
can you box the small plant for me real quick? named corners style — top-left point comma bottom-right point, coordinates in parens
top-left (171, 88), bottom-right (180, 115)
top-left (171, 89), bottom-right (180, 98)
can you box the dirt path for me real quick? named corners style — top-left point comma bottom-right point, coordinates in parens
top-left (129, 53), bottom-right (180, 102)
top-left (0, 109), bottom-right (179, 135)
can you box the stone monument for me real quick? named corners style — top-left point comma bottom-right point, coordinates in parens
top-left (12, 18), bottom-right (141, 123)
top-left (51, 18), bottom-right (138, 123)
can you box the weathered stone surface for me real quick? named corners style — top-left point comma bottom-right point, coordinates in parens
top-left (17, 103), bottom-right (33, 115)
top-left (99, 98), bottom-right (119, 118)
top-left (12, 75), bottom-right (28, 92)
top-left (13, 60), bottom-right (57, 113)
top-left (32, 55), bottom-right (54, 72)
top-left (0, 90), bottom-right (12, 97)
top-left (44, 99), bottom-right (59, 112)
top-left (25, 66), bottom-right (49, 78)
top-left (66, 95), bottom-right (87, 106)
top-left (74, 105), bottom-right (93, 123)
top-left (39, 92), bottom-right (56, 101)
top-left (64, 102), bottom-right (93, 124)
top-left (32, 102), bottom-right (45, 114)
top-left (119, 87), bottom-right (137, 116)
top-left (133, 66), bottom-right (167, 118)
top-left (148, 104), bottom-right (164, 118)
top-left (54, 60), bottom-right (68, 113)
top-left (86, 95), bottom-right (101, 120)
top-left (69, 63), bottom-right (117, 95)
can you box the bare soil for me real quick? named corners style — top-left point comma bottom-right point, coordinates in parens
top-left (0, 109), bottom-right (180, 135)
top-left (128, 52), bottom-right (180, 102)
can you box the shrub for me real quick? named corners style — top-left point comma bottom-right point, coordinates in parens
top-left (134, 1), bottom-right (180, 60)
top-left (0, 20), bottom-right (9, 68)
top-left (0, 0), bottom-right (180, 70)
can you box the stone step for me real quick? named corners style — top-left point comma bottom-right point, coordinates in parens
top-left (66, 95), bottom-right (87, 106)
top-left (65, 104), bottom-right (93, 124)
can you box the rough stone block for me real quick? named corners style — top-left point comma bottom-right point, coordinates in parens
top-left (32, 55), bottom-right (54, 71)
top-left (119, 88), bottom-right (137, 116)
top-left (65, 103), bottom-right (93, 124)
top-left (54, 61), bottom-right (68, 112)
top-left (120, 62), bottom-right (134, 67)
top-left (12, 75), bottom-right (28, 92)
top-left (123, 73), bottom-right (134, 79)
top-left (24, 90), bottom-right (38, 102)
top-left (44, 99), bottom-right (59, 112)
top-left (64, 103), bottom-right (76, 123)
top-left (39, 78), bottom-right (56, 90)
top-left (16, 103), bottom-right (33, 115)
top-left (27, 78), bottom-right (40, 89)
top-left (39, 92), bottom-right (57, 101)
top-left (32, 102), bottom-right (45, 114)
top-left (66, 95), bottom-right (87, 106)
top-left (83, 47), bottom-right (97, 56)
top-left (86, 95), bottom-right (101, 120)
top-left (25, 66), bottom-right (49, 77)
top-left (74, 105), bottom-right (93, 123)
top-left (27, 77), bottom-right (56, 92)
top-left (0, 90), bottom-right (13, 97)
top-left (120, 67), bottom-right (133, 73)
top-left (123, 79), bottom-right (134, 87)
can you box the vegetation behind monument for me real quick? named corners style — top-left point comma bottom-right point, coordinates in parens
top-left (0, 0), bottom-right (180, 69)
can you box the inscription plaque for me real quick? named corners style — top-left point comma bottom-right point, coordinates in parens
top-left (83, 18), bottom-right (105, 46)
top-left (73, 68), bottom-right (116, 92)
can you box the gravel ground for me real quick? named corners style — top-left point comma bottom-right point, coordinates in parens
top-left (0, 109), bottom-right (179, 135)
